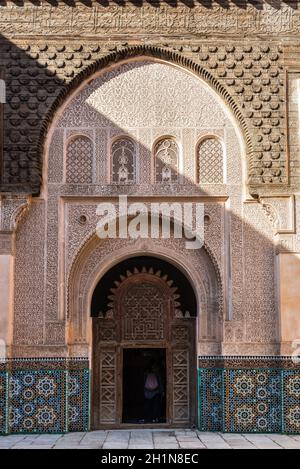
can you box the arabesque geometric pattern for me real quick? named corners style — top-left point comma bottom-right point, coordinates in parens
top-left (0, 372), bottom-right (7, 434)
top-left (173, 350), bottom-right (190, 424)
top-left (198, 138), bottom-right (223, 184)
top-left (123, 283), bottom-right (165, 341)
top-left (66, 136), bottom-right (93, 184)
top-left (67, 369), bottom-right (90, 433)
top-left (224, 369), bottom-right (281, 433)
top-left (0, 358), bottom-right (89, 435)
top-left (9, 370), bottom-right (66, 433)
top-left (155, 138), bottom-right (179, 183)
top-left (111, 137), bottom-right (136, 184)
top-left (283, 371), bottom-right (300, 434)
top-left (99, 350), bottom-right (117, 425)
top-left (198, 357), bottom-right (300, 434)
top-left (198, 368), bottom-right (223, 432)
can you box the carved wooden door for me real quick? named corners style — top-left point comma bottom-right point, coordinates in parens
top-left (92, 268), bottom-right (196, 428)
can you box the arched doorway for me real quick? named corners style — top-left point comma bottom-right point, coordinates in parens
top-left (91, 256), bottom-right (197, 428)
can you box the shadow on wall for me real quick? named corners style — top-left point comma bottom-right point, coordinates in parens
top-left (0, 32), bottom-right (296, 354)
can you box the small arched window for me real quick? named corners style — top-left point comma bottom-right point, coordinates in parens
top-left (111, 137), bottom-right (136, 184)
top-left (197, 137), bottom-right (223, 184)
top-left (155, 137), bottom-right (179, 183)
top-left (66, 135), bottom-right (93, 183)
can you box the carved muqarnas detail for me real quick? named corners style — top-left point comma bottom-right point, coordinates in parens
top-left (66, 136), bottom-right (93, 184)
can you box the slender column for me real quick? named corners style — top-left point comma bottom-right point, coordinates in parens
top-left (0, 232), bottom-right (14, 357)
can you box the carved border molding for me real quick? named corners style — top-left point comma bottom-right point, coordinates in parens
top-left (0, 3), bottom-right (299, 38)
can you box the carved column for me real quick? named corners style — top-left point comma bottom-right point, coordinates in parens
top-left (0, 232), bottom-right (14, 355)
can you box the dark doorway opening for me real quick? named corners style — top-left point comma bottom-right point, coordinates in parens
top-left (122, 348), bottom-right (166, 424)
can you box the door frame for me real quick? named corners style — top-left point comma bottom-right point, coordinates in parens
top-left (120, 345), bottom-right (169, 425)
top-left (91, 271), bottom-right (197, 429)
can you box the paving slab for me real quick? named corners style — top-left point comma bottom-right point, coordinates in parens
top-left (178, 442), bottom-right (206, 449)
top-left (33, 436), bottom-right (62, 444)
top-left (154, 444), bottom-right (180, 449)
top-left (102, 443), bottom-right (130, 449)
top-left (128, 445), bottom-right (154, 449)
top-left (129, 439), bottom-right (152, 442)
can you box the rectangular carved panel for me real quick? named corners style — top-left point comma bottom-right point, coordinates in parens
top-left (122, 284), bottom-right (165, 341)
top-left (172, 349), bottom-right (189, 423)
top-left (99, 349), bottom-right (117, 425)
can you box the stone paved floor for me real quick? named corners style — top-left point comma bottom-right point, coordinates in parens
top-left (1, 429), bottom-right (300, 449)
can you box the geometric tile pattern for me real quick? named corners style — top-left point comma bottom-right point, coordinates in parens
top-left (0, 372), bottom-right (8, 434)
top-left (9, 370), bottom-right (66, 434)
top-left (283, 371), bottom-right (300, 434)
top-left (224, 369), bottom-right (281, 433)
top-left (198, 357), bottom-right (300, 434)
top-left (1, 357), bottom-right (299, 434)
top-left (67, 370), bottom-right (90, 433)
top-left (198, 368), bottom-right (223, 432)
top-left (0, 359), bottom-right (89, 435)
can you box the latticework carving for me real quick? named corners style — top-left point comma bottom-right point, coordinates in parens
top-left (173, 350), bottom-right (190, 423)
top-left (66, 136), bottom-right (93, 184)
top-left (123, 283), bottom-right (164, 341)
top-left (155, 138), bottom-right (179, 183)
top-left (107, 266), bottom-right (182, 322)
top-left (198, 138), bottom-right (223, 184)
top-left (111, 137), bottom-right (136, 184)
top-left (99, 350), bottom-right (117, 424)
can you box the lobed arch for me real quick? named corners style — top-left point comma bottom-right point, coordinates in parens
top-left (66, 229), bottom-right (223, 358)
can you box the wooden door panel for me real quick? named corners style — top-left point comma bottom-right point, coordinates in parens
top-left (99, 348), bottom-right (117, 425)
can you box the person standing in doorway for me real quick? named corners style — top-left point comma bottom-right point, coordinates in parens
top-left (144, 362), bottom-right (164, 423)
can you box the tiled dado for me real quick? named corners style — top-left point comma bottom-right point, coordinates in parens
top-left (1, 356), bottom-right (299, 434)
top-left (0, 358), bottom-right (89, 434)
top-left (198, 356), bottom-right (300, 434)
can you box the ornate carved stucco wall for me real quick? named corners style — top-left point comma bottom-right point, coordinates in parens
top-left (0, 1), bottom-right (299, 435)
top-left (7, 58), bottom-right (282, 357)
top-left (1, 1), bottom-right (300, 195)
top-left (0, 1), bottom-right (298, 357)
